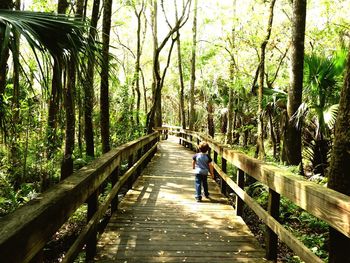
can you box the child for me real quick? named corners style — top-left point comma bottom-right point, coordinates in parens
top-left (192, 142), bottom-right (214, 202)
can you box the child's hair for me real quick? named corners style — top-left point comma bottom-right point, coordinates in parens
top-left (198, 142), bottom-right (209, 153)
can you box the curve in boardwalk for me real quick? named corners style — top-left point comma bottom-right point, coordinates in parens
top-left (95, 136), bottom-right (269, 263)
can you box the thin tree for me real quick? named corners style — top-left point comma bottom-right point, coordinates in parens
top-left (132, 0), bottom-right (146, 127)
top-left (226, 0), bottom-right (237, 145)
top-left (256, 0), bottom-right (276, 159)
top-left (60, 0), bottom-right (85, 180)
top-left (44, 0), bottom-right (69, 189)
top-left (84, 0), bottom-right (101, 157)
top-left (189, 0), bottom-right (197, 130)
top-left (0, 1), bottom-right (12, 107)
top-left (146, 0), bottom-right (191, 133)
top-left (175, 1), bottom-right (186, 129)
top-left (327, 49), bottom-right (350, 263)
top-left (100, 0), bottom-right (113, 153)
top-left (282, 0), bottom-right (306, 166)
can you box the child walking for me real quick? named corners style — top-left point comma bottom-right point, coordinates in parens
top-left (192, 142), bottom-right (214, 202)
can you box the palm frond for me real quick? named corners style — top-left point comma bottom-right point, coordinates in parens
top-left (291, 102), bottom-right (308, 130)
top-left (0, 10), bottom-right (89, 61)
top-left (324, 103), bottom-right (338, 130)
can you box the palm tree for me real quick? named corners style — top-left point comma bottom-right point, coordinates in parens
top-left (295, 50), bottom-right (346, 176)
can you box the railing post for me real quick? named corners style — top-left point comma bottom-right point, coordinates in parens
top-left (136, 148), bottom-right (142, 178)
top-left (265, 188), bottom-right (280, 260)
top-left (236, 168), bottom-right (245, 216)
top-left (127, 154), bottom-right (134, 190)
top-left (86, 190), bottom-right (98, 261)
top-left (213, 151), bottom-right (218, 180)
top-left (111, 166), bottom-right (120, 213)
top-left (221, 157), bottom-right (227, 195)
top-left (189, 135), bottom-right (193, 150)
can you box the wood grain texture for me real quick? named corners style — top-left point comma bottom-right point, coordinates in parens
top-left (95, 137), bottom-right (269, 263)
top-left (180, 130), bottom-right (350, 239)
top-left (0, 132), bottom-right (159, 263)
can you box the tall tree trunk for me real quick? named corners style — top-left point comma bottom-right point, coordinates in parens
top-left (100, 0), bottom-right (112, 153)
top-left (147, 0), bottom-right (159, 133)
top-left (46, 58), bottom-right (61, 161)
top-left (10, 0), bottom-right (21, 189)
top-left (175, 2), bottom-right (186, 129)
top-left (226, 0), bottom-right (236, 145)
top-left (84, 0), bottom-right (100, 157)
top-left (177, 35), bottom-right (186, 129)
top-left (256, 0), bottom-right (276, 160)
top-left (327, 49), bottom-right (350, 263)
top-left (147, 0), bottom-right (191, 133)
top-left (43, 0), bottom-right (68, 190)
top-left (133, 2), bottom-right (145, 127)
top-left (61, 58), bottom-right (76, 180)
top-left (0, 0), bottom-right (13, 138)
top-left (61, 0), bottom-right (84, 180)
top-left (282, 0), bottom-right (306, 166)
top-left (207, 98), bottom-right (214, 138)
top-left (189, 0), bottom-right (197, 130)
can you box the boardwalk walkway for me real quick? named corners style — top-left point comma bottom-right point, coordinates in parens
top-left (95, 136), bottom-right (269, 263)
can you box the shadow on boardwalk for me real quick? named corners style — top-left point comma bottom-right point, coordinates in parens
top-left (95, 136), bottom-right (269, 263)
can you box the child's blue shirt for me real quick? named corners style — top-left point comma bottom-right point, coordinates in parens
top-left (193, 153), bottom-right (212, 175)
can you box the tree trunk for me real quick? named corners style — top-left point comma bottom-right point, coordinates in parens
top-left (226, 0), bottom-right (236, 145)
top-left (207, 98), bottom-right (214, 138)
top-left (189, 0), bottom-right (197, 130)
top-left (0, 0), bottom-right (13, 142)
top-left (175, 3), bottom-right (186, 129)
top-left (133, 2), bottom-right (144, 127)
top-left (327, 49), bottom-right (350, 263)
top-left (282, 0), bottom-right (306, 166)
top-left (46, 58), bottom-right (61, 161)
top-left (146, 0), bottom-right (191, 133)
top-left (61, 58), bottom-right (76, 180)
top-left (100, 0), bottom-right (112, 153)
top-left (256, 0), bottom-right (276, 160)
top-left (61, 0), bottom-right (84, 180)
top-left (84, 0), bottom-right (100, 157)
top-left (9, 0), bottom-right (21, 189)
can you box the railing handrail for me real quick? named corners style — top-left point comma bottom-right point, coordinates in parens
top-left (0, 132), bottom-right (160, 263)
top-left (168, 127), bottom-right (350, 262)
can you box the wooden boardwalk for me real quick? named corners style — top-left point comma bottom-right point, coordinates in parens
top-left (95, 137), bottom-right (269, 263)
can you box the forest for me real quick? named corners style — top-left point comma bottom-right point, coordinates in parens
top-left (0, 0), bottom-right (350, 262)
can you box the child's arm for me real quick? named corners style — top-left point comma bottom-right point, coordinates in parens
top-left (208, 162), bottom-right (214, 178)
top-left (192, 160), bottom-right (196, 169)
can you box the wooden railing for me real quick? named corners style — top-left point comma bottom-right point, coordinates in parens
top-left (162, 127), bottom-right (350, 263)
top-left (0, 132), bottom-right (160, 263)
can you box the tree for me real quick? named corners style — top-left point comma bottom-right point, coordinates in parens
top-left (282, 0), bottom-right (307, 166)
top-left (256, 0), bottom-right (276, 160)
top-left (132, 0), bottom-right (146, 127)
top-left (327, 48), bottom-right (350, 263)
top-left (189, 0), bottom-right (197, 130)
top-left (301, 51), bottom-right (346, 176)
top-left (84, 0), bottom-right (101, 157)
top-left (100, 0), bottom-right (113, 153)
top-left (61, 0), bottom-right (85, 180)
top-left (175, 1), bottom-right (186, 129)
top-left (146, 0), bottom-right (191, 133)
top-left (226, 0), bottom-right (237, 145)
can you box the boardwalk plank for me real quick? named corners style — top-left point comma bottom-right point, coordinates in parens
top-left (95, 137), bottom-right (269, 263)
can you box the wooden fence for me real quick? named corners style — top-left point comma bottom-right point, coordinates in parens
top-left (0, 132), bottom-right (160, 263)
top-left (159, 127), bottom-right (350, 263)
